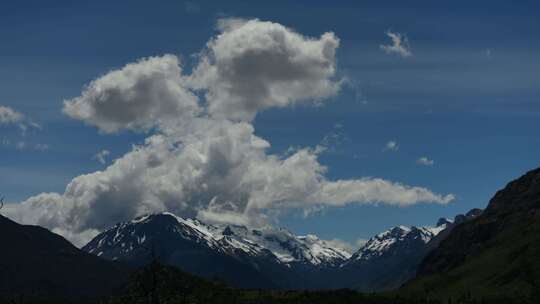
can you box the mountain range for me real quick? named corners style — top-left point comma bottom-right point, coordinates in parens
top-left (82, 210), bottom-right (478, 290)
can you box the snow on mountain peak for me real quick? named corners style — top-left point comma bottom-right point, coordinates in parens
top-left (84, 212), bottom-right (349, 267)
top-left (351, 221), bottom-right (449, 262)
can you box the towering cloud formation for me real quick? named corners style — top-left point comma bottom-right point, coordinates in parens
top-left (5, 19), bottom-right (453, 246)
top-left (63, 55), bottom-right (200, 133)
top-left (189, 19), bottom-right (341, 121)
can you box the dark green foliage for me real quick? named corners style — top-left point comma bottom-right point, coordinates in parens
top-left (101, 262), bottom-right (539, 304)
top-left (108, 261), bottom-right (238, 304)
top-left (401, 167), bottom-right (540, 302)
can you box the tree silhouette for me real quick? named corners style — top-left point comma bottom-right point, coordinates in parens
top-left (137, 237), bottom-right (161, 304)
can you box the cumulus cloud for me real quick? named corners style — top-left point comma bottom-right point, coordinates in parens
top-left (94, 149), bottom-right (110, 164)
top-left (383, 140), bottom-right (398, 151)
top-left (5, 19), bottom-right (454, 246)
top-left (380, 31), bottom-right (412, 58)
top-left (188, 18), bottom-right (342, 121)
top-left (63, 55), bottom-right (200, 133)
top-left (0, 106), bottom-right (24, 124)
top-left (417, 156), bottom-right (434, 166)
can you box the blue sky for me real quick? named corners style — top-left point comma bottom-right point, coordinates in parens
top-left (1, 0), bottom-right (539, 246)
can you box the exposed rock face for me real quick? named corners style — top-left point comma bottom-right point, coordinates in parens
top-left (83, 212), bottom-right (450, 290)
top-left (405, 167), bottom-right (540, 300)
top-left (340, 222), bottom-right (450, 291)
top-left (82, 212), bottom-right (351, 289)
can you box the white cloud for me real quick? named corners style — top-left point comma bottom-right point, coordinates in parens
top-left (380, 31), bottom-right (412, 58)
top-left (417, 156), bottom-right (434, 166)
top-left (2, 140), bottom-right (49, 151)
top-left (323, 238), bottom-right (369, 254)
top-left (94, 149), bottom-right (110, 164)
top-left (324, 238), bottom-right (355, 254)
top-left (0, 106), bottom-right (24, 124)
top-left (356, 238), bottom-right (368, 248)
top-left (0, 106), bottom-right (41, 135)
top-left (188, 18), bottom-right (342, 121)
top-left (383, 140), bottom-right (398, 151)
top-left (63, 55), bottom-right (200, 133)
top-left (34, 143), bottom-right (49, 151)
top-left (5, 19), bottom-right (454, 246)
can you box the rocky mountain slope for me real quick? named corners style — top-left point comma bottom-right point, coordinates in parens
top-left (82, 212), bottom-right (353, 288)
top-left (339, 221), bottom-right (451, 291)
top-left (83, 211), bottom-right (453, 290)
top-left (402, 167), bottom-right (540, 301)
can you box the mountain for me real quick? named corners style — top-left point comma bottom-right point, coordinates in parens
top-left (83, 211), bottom-right (456, 291)
top-left (82, 212), bottom-right (350, 289)
top-left (402, 167), bottom-right (540, 301)
top-left (339, 221), bottom-right (450, 291)
top-left (424, 209), bottom-right (482, 253)
top-left (0, 214), bottom-right (130, 300)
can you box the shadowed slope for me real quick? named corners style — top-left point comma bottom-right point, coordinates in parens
top-left (0, 215), bottom-right (130, 300)
top-left (402, 167), bottom-right (540, 301)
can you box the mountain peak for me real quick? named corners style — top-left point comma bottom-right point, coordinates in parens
top-left (350, 222), bottom-right (446, 264)
top-left (436, 217), bottom-right (453, 227)
top-left (487, 167), bottom-right (540, 213)
top-left (84, 212), bottom-right (350, 269)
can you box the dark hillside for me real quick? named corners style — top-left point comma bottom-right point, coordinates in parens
top-left (402, 167), bottom-right (540, 302)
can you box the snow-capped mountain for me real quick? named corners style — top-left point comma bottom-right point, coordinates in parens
top-left (339, 219), bottom-right (451, 291)
top-left (348, 221), bottom-right (450, 263)
top-left (220, 224), bottom-right (351, 267)
top-left (84, 212), bottom-right (349, 268)
top-left (82, 212), bottom-right (458, 290)
top-left (83, 212), bottom-right (351, 288)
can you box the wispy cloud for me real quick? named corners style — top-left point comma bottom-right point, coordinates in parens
top-left (324, 238), bottom-right (368, 254)
top-left (3, 140), bottom-right (49, 151)
top-left (380, 31), bottom-right (412, 58)
top-left (383, 140), bottom-right (399, 152)
top-left (94, 149), bottom-right (111, 164)
top-left (0, 105), bottom-right (47, 150)
top-left (0, 105), bottom-right (41, 137)
top-left (34, 143), bottom-right (50, 151)
top-left (0, 106), bottom-right (24, 124)
top-left (417, 156), bottom-right (434, 166)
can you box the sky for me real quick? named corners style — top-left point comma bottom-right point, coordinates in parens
top-left (1, 0), bottom-right (539, 249)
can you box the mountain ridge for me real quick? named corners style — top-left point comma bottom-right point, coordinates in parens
top-left (0, 214), bottom-right (130, 300)
top-left (402, 167), bottom-right (540, 301)
top-left (82, 210), bottom-right (455, 290)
